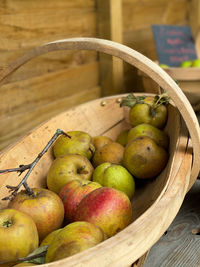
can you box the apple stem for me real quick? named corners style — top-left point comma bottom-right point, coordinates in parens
top-left (2, 219), bottom-right (12, 228)
top-left (0, 129), bottom-right (70, 202)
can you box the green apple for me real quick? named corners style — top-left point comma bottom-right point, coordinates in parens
top-left (180, 60), bottom-right (192, 67)
top-left (129, 96), bottom-right (168, 129)
top-left (191, 59), bottom-right (200, 67)
top-left (116, 129), bottom-right (129, 146)
top-left (0, 209), bottom-right (39, 265)
top-left (92, 163), bottom-right (135, 199)
top-left (159, 64), bottom-right (169, 68)
top-left (40, 228), bottom-right (62, 247)
top-left (47, 154), bottom-right (94, 194)
top-left (53, 131), bottom-right (95, 160)
top-left (127, 123), bottom-right (169, 150)
top-left (45, 221), bottom-right (105, 263)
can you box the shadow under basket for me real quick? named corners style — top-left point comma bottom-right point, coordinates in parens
top-left (0, 38), bottom-right (200, 267)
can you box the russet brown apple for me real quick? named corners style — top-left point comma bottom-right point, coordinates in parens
top-left (74, 187), bottom-right (133, 237)
top-left (8, 188), bottom-right (64, 241)
top-left (92, 142), bottom-right (124, 167)
top-left (92, 135), bottom-right (113, 150)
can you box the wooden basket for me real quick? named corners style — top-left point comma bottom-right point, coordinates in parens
top-left (0, 38), bottom-right (200, 267)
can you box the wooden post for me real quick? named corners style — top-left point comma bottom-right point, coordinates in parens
top-left (96, 0), bottom-right (124, 96)
top-left (188, 0), bottom-right (200, 57)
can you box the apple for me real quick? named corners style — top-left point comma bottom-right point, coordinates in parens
top-left (47, 154), bottom-right (94, 194)
top-left (53, 131), bottom-right (95, 159)
top-left (92, 142), bottom-right (124, 168)
top-left (116, 129), bottom-right (129, 146)
top-left (8, 188), bottom-right (64, 241)
top-left (74, 187), bottom-right (133, 237)
top-left (59, 179), bottom-right (102, 222)
top-left (40, 228), bottom-right (62, 247)
top-left (92, 135), bottom-right (113, 150)
top-left (92, 163), bottom-right (135, 199)
top-left (129, 96), bottom-right (168, 129)
top-left (123, 136), bottom-right (168, 179)
top-left (127, 123), bottom-right (169, 150)
top-left (191, 59), bottom-right (200, 67)
top-left (12, 263), bottom-right (37, 266)
top-left (159, 64), bottom-right (169, 68)
top-left (45, 221), bottom-right (105, 263)
top-left (0, 209), bottom-right (39, 265)
top-left (180, 60), bottom-right (192, 67)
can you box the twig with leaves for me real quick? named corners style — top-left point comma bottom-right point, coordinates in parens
top-left (0, 129), bottom-right (70, 201)
top-left (120, 92), bottom-right (170, 117)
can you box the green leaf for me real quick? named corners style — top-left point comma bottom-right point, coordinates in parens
top-left (19, 245), bottom-right (48, 265)
top-left (120, 94), bottom-right (146, 108)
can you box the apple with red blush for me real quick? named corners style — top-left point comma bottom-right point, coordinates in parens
top-left (74, 187), bottom-right (133, 237)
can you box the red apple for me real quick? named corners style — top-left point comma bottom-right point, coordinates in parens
top-left (8, 188), bottom-right (64, 241)
top-left (74, 187), bottom-right (133, 237)
top-left (59, 179), bottom-right (102, 222)
top-left (0, 209), bottom-right (39, 265)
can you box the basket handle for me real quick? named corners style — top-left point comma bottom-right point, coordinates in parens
top-left (0, 37), bottom-right (199, 188)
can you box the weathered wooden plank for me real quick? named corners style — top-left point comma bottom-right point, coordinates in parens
top-left (0, 0), bottom-right (95, 12)
top-left (97, 0), bottom-right (124, 96)
top-left (0, 62), bottom-right (99, 116)
top-left (0, 9), bottom-right (96, 50)
top-left (143, 180), bottom-right (200, 267)
top-left (0, 86), bottom-right (101, 151)
top-left (123, 0), bottom-right (188, 31)
top-left (0, 0), bottom-right (97, 84)
top-left (188, 0), bottom-right (200, 38)
top-left (0, 50), bottom-right (97, 83)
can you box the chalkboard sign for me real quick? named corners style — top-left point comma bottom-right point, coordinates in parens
top-left (152, 25), bottom-right (198, 67)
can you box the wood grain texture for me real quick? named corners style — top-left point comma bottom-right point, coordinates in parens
top-left (0, 0), bottom-right (99, 151)
top-left (1, 62), bottom-right (99, 116)
top-left (97, 0), bottom-right (124, 96)
top-left (0, 85), bottom-right (101, 151)
top-left (143, 179), bottom-right (200, 267)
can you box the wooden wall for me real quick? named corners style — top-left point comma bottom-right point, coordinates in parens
top-left (0, 0), bottom-right (198, 151)
top-left (0, 0), bottom-right (100, 151)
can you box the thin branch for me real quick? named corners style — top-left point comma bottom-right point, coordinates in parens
top-left (1, 129), bottom-right (70, 201)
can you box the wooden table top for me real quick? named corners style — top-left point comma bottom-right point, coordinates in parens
top-left (143, 179), bottom-right (200, 267)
